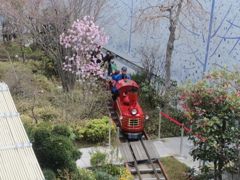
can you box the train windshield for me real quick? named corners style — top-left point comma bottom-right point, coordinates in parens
top-left (128, 89), bottom-right (137, 93)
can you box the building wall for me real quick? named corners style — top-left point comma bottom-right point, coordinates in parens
top-left (102, 0), bottom-right (240, 83)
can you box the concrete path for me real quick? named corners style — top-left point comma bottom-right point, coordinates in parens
top-left (153, 137), bottom-right (200, 169)
top-left (76, 146), bottom-right (123, 168)
top-left (76, 136), bottom-right (200, 169)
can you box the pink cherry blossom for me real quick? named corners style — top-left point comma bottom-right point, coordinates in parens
top-left (60, 15), bottom-right (109, 88)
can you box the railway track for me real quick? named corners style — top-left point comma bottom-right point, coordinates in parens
top-left (107, 100), bottom-right (168, 180)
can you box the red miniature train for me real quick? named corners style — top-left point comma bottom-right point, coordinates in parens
top-left (113, 79), bottom-right (149, 139)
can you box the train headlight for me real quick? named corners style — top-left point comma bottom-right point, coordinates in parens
top-left (131, 109), bottom-right (137, 115)
top-left (119, 115), bottom-right (123, 120)
top-left (145, 115), bottom-right (149, 120)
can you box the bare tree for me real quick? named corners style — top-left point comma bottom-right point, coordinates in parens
top-left (140, 44), bottom-right (165, 95)
top-left (137, 0), bottom-right (205, 105)
top-left (0, 0), bottom-right (110, 91)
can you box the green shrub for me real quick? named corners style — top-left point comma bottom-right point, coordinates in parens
top-left (42, 168), bottom-right (56, 180)
top-left (102, 164), bottom-right (121, 177)
top-left (130, 72), bottom-right (148, 85)
top-left (53, 125), bottom-right (76, 141)
top-left (23, 122), bottom-right (35, 142)
top-left (94, 171), bottom-right (117, 180)
top-left (33, 127), bottom-right (51, 145)
top-left (32, 125), bottom-right (82, 173)
top-left (34, 74), bottom-right (57, 92)
top-left (78, 168), bottom-right (96, 180)
top-left (78, 116), bottom-right (115, 142)
top-left (34, 134), bottom-right (81, 172)
top-left (90, 151), bottom-right (107, 167)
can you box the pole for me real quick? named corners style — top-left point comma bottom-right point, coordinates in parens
top-left (109, 113), bottom-right (111, 149)
top-left (174, 123), bottom-right (186, 160)
top-left (180, 123), bottom-right (184, 156)
top-left (157, 109), bottom-right (162, 141)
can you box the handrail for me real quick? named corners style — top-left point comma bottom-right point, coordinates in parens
top-left (160, 112), bottom-right (205, 141)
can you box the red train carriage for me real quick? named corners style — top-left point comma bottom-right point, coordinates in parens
top-left (114, 79), bottom-right (149, 139)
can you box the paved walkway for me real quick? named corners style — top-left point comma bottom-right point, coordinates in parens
top-left (153, 137), bottom-right (200, 169)
top-left (76, 146), bottom-right (123, 168)
top-left (76, 136), bottom-right (200, 169)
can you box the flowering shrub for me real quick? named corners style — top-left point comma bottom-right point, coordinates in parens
top-left (180, 68), bottom-right (240, 179)
top-left (60, 16), bottom-right (109, 87)
top-left (118, 168), bottom-right (134, 180)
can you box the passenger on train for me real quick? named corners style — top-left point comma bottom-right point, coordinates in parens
top-left (108, 56), bottom-right (117, 75)
top-left (103, 50), bottom-right (112, 63)
top-left (111, 67), bottom-right (131, 100)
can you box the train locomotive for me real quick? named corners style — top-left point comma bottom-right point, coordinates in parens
top-left (112, 79), bottom-right (149, 139)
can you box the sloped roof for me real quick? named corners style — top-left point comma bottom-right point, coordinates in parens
top-left (0, 82), bottom-right (45, 180)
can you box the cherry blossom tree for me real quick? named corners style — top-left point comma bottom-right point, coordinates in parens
top-left (60, 16), bottom-right (109, 104)
top-left (0, 0), bottom-right (110, 92)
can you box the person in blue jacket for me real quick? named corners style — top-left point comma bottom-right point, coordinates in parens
top-left (111, 66), bottom-right (131, 100)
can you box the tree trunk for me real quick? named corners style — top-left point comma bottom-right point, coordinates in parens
top-left (164, 18), bottom-right (175, 107)
top-left (217, 119), bottom-right (226, 180)
top-left (58, 45), bottom-right (76, 92)
top-left (164, 0), bottom-right (183, 108)
top-left (20, 41), bottom-right (26, 63)
top-left (31, 95), bottom-right (38, 124)
top-left (214, 160), bottom-right (217, 180)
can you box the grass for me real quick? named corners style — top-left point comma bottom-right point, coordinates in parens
top-left (160, 157), bottom-right (190, 180)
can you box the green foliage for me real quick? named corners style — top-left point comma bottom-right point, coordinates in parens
top-left (160, 157), bottom-right (190, 180)
top-left (140, 79), bottom-right (164, 108)
top-left (34, 106), bottom-right (61, 122)
top-left (89, 149), bottom-right (123, 178)
top-left (2, 42), bottom-right (21, 57)
top-left (53, 125), bottom-right (76, 141)
top-left (78, 168), bottom-right (96, 180)
top-left (90, 151), bottom-right (107, 167)
top-left (29, 42), bottom-right (42, 52)
top-left (33, 126), bottom-right (52, 145)
top-left (23, 121), bottom-right (35, 142)
top-left (181, 68), bottom-right (240, 179)
top-left (32, 124), bottom-right (81, 174)
top-left (101, 164), bottom-right (121, 177)
top-left (34, 74), bottom-right (57, 92)
top-left (130, 72), bottom-right (148, 85)
top-left (78, 116), bottom-right (115, 142)
top-left (57, 168), bottom-right (79, 180)
top-left (94, 171), bottom-right (117, 180)
top-left (42, 168), bottom-right (56, 180)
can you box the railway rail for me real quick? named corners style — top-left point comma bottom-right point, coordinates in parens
top-left (107, 100), bottom-right (169, 180)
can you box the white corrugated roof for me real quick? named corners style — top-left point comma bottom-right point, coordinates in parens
top-left (0, 82), bottom-right (45, 180)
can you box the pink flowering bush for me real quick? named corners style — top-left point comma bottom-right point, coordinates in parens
top-left (60, 16), bottom-right (109, 89)
top-left (181, 68), bottom-right (240, 179)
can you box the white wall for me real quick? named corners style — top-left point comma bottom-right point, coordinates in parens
top-left (101, 0), bottom-right (240, 83)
